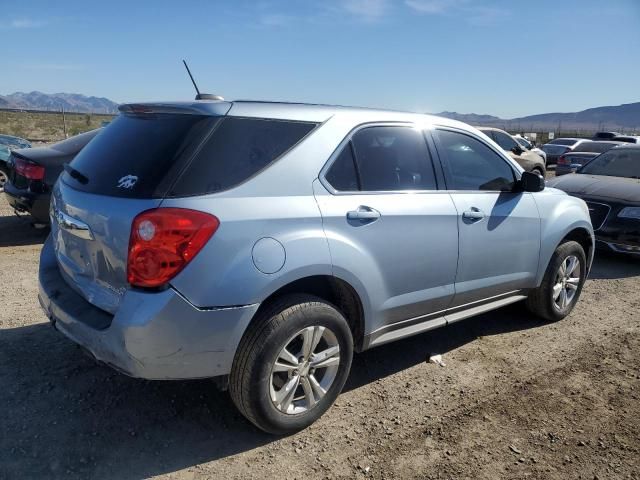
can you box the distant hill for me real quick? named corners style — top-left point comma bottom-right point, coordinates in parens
top-left (0, 91), bottom-right (118, 114)
top-left (435, 102), bottom-right (640, 132)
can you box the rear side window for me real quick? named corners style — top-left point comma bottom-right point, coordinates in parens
top-left (324, 126), bottom-right (437, 192)
top-left (435, 129), bottom-right (516, 191)
top-left (63, 113), bottom-right (217, 198)
top-left (169, 118), bottom-right (316, 197)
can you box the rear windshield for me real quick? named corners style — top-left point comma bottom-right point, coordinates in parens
top-left (542, 144), bottom-right (570, 154)
top-left (573, 142), bottom-right (618, 153)
top-left (581, 149), bottom-right (640, 178)
top-left (549, 139), bottom-right (579, 146)
top-left (63, 114), bottom-right (316, 198)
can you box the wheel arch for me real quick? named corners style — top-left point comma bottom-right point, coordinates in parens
top-left (249, 274), bottom-right (367, 352)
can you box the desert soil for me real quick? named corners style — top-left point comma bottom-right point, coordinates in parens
top-left (0, 193), bottom-right (638, 480)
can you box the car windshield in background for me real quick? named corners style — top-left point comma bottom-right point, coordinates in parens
top-left (580, 149), bottom-right (640, 179)
top-left (572, 142), bottom-right (620, 154)
top-left (549, 139), bottom-right (579, 146)
top-left (0, 134), bottom-right (31, 149)
top-left (515, 137), bottom-right (531, 148)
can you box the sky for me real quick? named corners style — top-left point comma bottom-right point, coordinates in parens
top-left (2, 0), bottom-right (640, 118)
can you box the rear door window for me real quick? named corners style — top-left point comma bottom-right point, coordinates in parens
top-left (351, 126), bottom-right (437, 191)
top-left (169, 117), bottom-right (316, 197)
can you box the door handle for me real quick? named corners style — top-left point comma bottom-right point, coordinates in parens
top-left (462, 208), bottom-right (485, 221)
top-left (347, 206), bottom-right (381, 221)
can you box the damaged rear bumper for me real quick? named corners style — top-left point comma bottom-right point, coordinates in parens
top-left (38, 236), bottom-right (259, 379)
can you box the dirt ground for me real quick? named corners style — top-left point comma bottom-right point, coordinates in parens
top-left (1, 193), bottom-right (639, 480)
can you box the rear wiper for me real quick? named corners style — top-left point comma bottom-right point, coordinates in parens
top-left (63, 163), bottom-right (89, 185)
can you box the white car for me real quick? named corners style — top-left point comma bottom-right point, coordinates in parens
top-left (515, 135), bottom-right (547, 164)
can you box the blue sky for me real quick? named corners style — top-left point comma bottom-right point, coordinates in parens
top-left (2, 0), bottom-right (639, 118)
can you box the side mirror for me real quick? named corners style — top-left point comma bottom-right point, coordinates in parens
top-left (511, 145), bottom-right (524, 155)
top-left (518, 171), bottom-right (545, 192)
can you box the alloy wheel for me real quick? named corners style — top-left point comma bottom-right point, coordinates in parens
top-left (269, 326), bottom-right (341, 415)
top-left (552, 255), bottom-right (581, 311)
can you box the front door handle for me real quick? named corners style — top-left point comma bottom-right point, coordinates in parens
top-left (347, 206), bottom-right (381, 222)
top-left (462, 207), bottom-right (485, 221)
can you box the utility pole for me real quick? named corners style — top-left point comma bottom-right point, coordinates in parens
top-left (62, 106), bottom-right (68, 138)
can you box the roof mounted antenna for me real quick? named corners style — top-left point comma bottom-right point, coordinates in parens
top-left (182, 60), bottom-right (224, 101)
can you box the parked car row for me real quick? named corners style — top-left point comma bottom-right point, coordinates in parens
top-left (548, 144), bottom-right (640, 255)
top-left (0, 134), bottom-right (31, 193)
top-left (4, 130), bottom-right (99, 224)
top-left (476, 127), bottom-right (546, 176)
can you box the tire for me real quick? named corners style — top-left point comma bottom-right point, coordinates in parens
top-left (532, 166), bottom-right (545, 177)
top-left (526, 240), bottom-right (587, 322)
top-left (229, 294), bottom-right (354, 434)
top-left (0, 165), bottom-right (8, 194)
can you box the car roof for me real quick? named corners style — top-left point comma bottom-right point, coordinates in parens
top-left (118, 99), bottom-right (472, 128)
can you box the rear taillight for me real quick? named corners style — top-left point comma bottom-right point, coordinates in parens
top-left (557, 155), bottom-right (569, 165)
top-left (15, 157), bottom-right (45, 180)
top-left (127, 208), bottom-right (219, 288)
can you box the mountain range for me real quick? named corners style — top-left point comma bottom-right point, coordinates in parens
top-left (434, 102), bottom-right (640, 132)
top-left (0, 91), bottom-right (119, 114)
top-left (1, 92), bottom-right (638, 131)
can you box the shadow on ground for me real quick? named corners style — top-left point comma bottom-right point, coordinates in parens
top-left (588, 250), bottom-right (640, 280)
top-left (0, 212), bottom-right (48, 247)
top-left (0, 303), bottom-right (543, 479)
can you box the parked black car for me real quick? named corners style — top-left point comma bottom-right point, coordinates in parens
top-left (547, 145), bottom-right (640, 255)
top-left (555, 141), bottom-right (624, 176)
top-left (612, 135), bottom-right (640, 144)
top-left (4, 129), bottom-right (100, 224)
top-left (541, 138), bottom-right (590, 165)
top-left (592, 131), bottom-right (620, 141)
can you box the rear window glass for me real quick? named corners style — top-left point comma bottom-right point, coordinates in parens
top-left (549, 139), bottom-right (578, 146)
top-left (51, 129), bottom-right (101, 155)
top-left (573, 142), bottom-right (617, 153)
top-left (63, 113), bottom-right (217, 198)
top-left (62, 114), bottom-right (316, 198)
top-left (168, 117), bottom-right (316, 197)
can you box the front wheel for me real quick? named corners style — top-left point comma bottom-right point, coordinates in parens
top-left (526, 240), bottom-right (587, 322)
top-left (229, 294), bottom-right (353, 434)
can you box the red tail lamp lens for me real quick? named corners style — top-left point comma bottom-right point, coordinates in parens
top-left (127, 208), bottom-right (219, 288)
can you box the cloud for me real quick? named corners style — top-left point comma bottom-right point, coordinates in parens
top-left (7, 18), bottom-right (47, 29)
top-left (405, 0), bottom-right (509, 26)
top-left (404, 0), bottom-right (467, 14)
top-left (342, 0), bottom-right (390, 23)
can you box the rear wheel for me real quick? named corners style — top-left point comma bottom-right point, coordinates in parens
top-left (229, 294), bottom-right (353, 434)
top-left (0, 165), bottom-right (8, 193)
top-left (526, 240), bottom-right (586, 322)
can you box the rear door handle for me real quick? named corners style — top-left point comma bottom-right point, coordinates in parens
top-left (347, 206), bottom-right (381, 222)
top-left (462, 208), bottom-right (485, 221)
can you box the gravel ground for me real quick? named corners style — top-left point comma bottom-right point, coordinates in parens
top-left (0, 193), bottom-right (638, 480)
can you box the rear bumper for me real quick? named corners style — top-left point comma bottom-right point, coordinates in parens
top-left (4, 182), bottom-right (51, 223)
top-left (38, 237), bottom-right (259, 379)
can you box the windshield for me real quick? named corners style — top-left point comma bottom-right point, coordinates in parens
top-left (549, 138), bottom-right (579, 146)
top-left (580, 149), bottom-right (640, 179)
top-left (542, 144), bottom-right (570, 155)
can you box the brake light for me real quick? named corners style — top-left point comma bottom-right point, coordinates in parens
top-left (557, 155), bottom-right (570, 165)
top-left (15, 157), bottom-right (45, 180)
top-left (127, 208), bottom-right (219, 288)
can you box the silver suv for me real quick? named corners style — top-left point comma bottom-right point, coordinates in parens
top-left (39, 100), bottom-right (594, 434)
